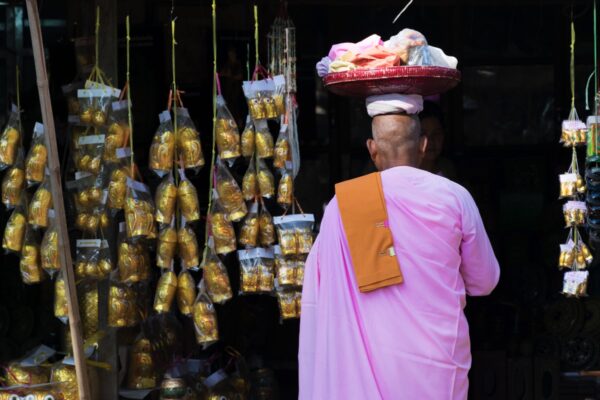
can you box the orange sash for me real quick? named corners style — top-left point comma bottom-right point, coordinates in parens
top-left (335, 172), bottom-right (403, 292)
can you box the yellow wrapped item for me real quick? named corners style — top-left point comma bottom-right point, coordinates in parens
top-left (149, 110), bottom-right (176, 175)
top-left (178, 174), bottom-right (200, 222)
top-left (277, 169), bottom-right (294, 209)
top-left (50, 363), bottom-right (79, 400)
top-left (255, 120), bottom-right (274, 159)
top-left (126, 338), bottom-right (156, 389)
top-left (103, 100), bottom-right (130, 162)
top-left (259, 206), bottom-right (276, 247)
top-left (176, 107), bottom-right (205, 170)
top-left (210, 199), bottom-right (236, 255)
top-left (3, 207), bottom-right (26, 252)
top-left (41, 224), bottom-right (60, 274)
top-left (20, 228), bottom-right (44, 284)
top-left (177, 270), bottom-right (196, 316)
top-left (238, 247), bottom-right (274, 295)
top-left (157, 225), bottom-right (177, 268)
top-left (28, 181), bottom-right (52, 229)
top-left (178, 224), bottom-right (200, 269)
top-left (0, 107), bottom-right (21, 169)
top-left (4, 363), bottom-right (50, 386)
top-left (25, 123), bottom-right (48, 185)
top-left (242, 158), bottom-right (258, 201)
top-left (216, 95), bottom-right (241, 159)
top-left (124, 178), bottom-right (155, 239)
top-left (239, 202), bottom-right (259, 248)
top-left (108, 283), bottom-right (138, 328)
top-left (118, 239), bottom-right (151, 284)
top-left (193, 289), bottom-right (219, 347)
top-left (154, 270), bottom-right (177, 313)
top-left (202, 245), bottom-right (232, 304)
top-left (155, 173), bottom-right (177, 224)
top-left (215, 159), bottom-right (247, 221)
top-left (257, 158), bottom-right (275, 198)
top-left (54, 272), bottom-right (69, 321)
top-left (241, 117), bottom-right (255, 158)
top-left (107, 163), bottom-right (131, 210)
top-left (1, 160), bottom-right (25, 208)
top-left (274, 126), bottom-right (290, 170)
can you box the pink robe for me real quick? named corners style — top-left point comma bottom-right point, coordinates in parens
top-left (299, 166), bottom-right (500, 400)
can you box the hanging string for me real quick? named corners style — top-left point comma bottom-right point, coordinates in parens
top-left (570, 17), bottom-right (576, 110)
top-left (246, 42), bottom-right (250, 81)
top-left (254, 4), bottom-right (260, 67)
top-left (15, 66), bottom-right (20, 112)
top-left (392, 0), bottom-right (414, 24)
top-left (126, 16), bottom-right (134, 177)
top-left (86, 6), bottom-right (110, 86)
top-left (205, 0), bottom-right (218, 251)
top-left (594, 0), bottom-right (598, 114)
top-left (171, 18), bottom-right (181, 229)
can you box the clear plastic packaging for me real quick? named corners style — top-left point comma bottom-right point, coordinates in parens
top-left (277, 168), bottom-right (294, 209)
top-left (241, 117), bottom-right (255, 158)
top-left (273, 75), bottom-right (286, 117)
top-left (77, 87), bottom-right (119, 127)
top-left (193, 284), bottom-right (219, 347)
top-left (154, 269), bottom-right (177, 313)
top-left (177, 170), bottom-right (200, 223)
top-left (25, 123), bottom-right (47, 186)
top-left (201, 243), bottom-right (233, 304)
top-left (559, 173), bottom-right (579, 199)
top-left (215, 159), bottom-right (247, 221)
top-left (116, 227), bottom-right (151, 284)
top-left (103, 100), bottom-right (130, 162)
top-left (177, 270), bottom-right (196, 316)
top-left (20, 227), bottom-right (44, 284)
top-left (1, 147), bottom-right (25, 209)
top-left (106, 152), bottom-right (132, 211)
top-left (41, 220), bottom-right (60, 275)
top-left (176, 107), bottom-right (205, 170)
top-left (274, 247), bottom-right (296, 287)
top-left (561, 108), bottom-right (587, 147)
top-left (243, 79), bottom-right (278, 120)
top-left (274, 214), bottom-right (315, 256)
top-left (0, 105), bottom-right (21, 170)
top-left (242, 157), bottom-right (258, 201)
top-left (210, 194), bottom-right (236, 255)
top-left (3, 206), bottom-right (26, 252)
top-left (562, 270), bottom-right (588, 297)
top-left (295, 258), bottom-right (306, 286)
top-left (75, 239), bottom-right (112, 280)
top-left (274, 124), bottom-right (290, 170)
top-left (54, 272), bottom-right (69, 322)
top-left (124, 178), bottom-right (156, 239)
top-left (239, 202), bottom-right (259, 248)
top-left (74, 131), bottom-right (105, 176)
top-left (563, 201), bottom-right (587, 227)
top-left (254, 120), bottom-right (274, 159)
top-left (257, 158), bottom-right (275, 198)
top-left (178, 224), bottom-right (200, 269)
top-left (258, 205), bottom-right (276, 247)
top-left (155, 173), bottom-right (177, 225)
top-left (238, 247), bottom-right (274, 294)
top-left (108, 282), bottom-right (139, 328)
top-left (276, 289), bottom-right (300, 320)
top-left (215, 95), bottom-right (241, 160)
top-left (156, 223), bottom-right (177, 269)
top-left (149, 110), bottom-right (175, 176)
top-left (28, 178), bottom-right (53, 229)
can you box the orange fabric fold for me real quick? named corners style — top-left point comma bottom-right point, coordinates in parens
top-left (335, 172), bottom-right (403, 293)
top-left (338, 46), bottom-right (401, 69)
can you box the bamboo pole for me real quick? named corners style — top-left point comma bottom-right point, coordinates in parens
top-left (24, 1), bottom-right (92, 399)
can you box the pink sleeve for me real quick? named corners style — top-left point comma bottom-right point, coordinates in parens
top-left (298, 232), bottom-right (320, 400)
top-left (458, 189), bottom-right (500, 296)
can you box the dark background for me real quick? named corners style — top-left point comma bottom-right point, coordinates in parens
top-left (0, 0), bottom-right (599, 399)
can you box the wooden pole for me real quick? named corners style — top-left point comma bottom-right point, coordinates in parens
top-left (24, 1), bottom-right (92, 399)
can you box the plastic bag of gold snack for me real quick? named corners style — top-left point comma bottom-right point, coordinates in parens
top-left (178, 170), bottom-right (201, 223)
top-left (103, 100), bottom-right (130, 163)
top-left (25, 123), bottom-right (47, 186)
top-left (41, 218), bottom-right (60, 276)
top-left (154, 269), bottom-right (177, 313)
top-left (216, 95), bottom-right (241, 160)
top-left (77, 87), bottom-right (120, 127)
top-left (273, 75), bottom-right (286, 117)
top-left (1, 147), bottom-right (25, 209)
top-left (559, 172), bottom-right (582, 199)
top-left (258, 256), bottom-right (275, 293)
top-left (274, 124), bottom-right (290, 170)
top-left (4, 363), bottom-right (50, 386)
top-left (149, 110), bottom-right (175, 176)
top-left (277, 168), bottom-right (294, 209)
top-left (176, 107), bottom-right (205, 170)
top-left (62, 81), bottom-right (83, 116)
top-left (126, 337), bottom-right (156, 389)
top-left (242, 157), bottom-right (258, 201)
top-left (209, 195), bottom-right (236, 255)
top-left (237, 247), bottom-right (274, 295)
top-left (124, 178), bottom-right (156, 239)
top-left (257, 158), bottom-right (275, 198)
top-left (201, 242), bottom-right (232, 304)
top-left (243, 78), bottom-right (278, 120)
top-left (239, 202), bottom-right (259, 248)
top-left (50, 362), bottom-right (79, 400)
top-left (193, 283), bottom-right (219, 347)
top-left (0, 105), bottom-right (22, 170)
top-left (157, 222), bottom-right (177, 269)
top-left (560, 107), bottom-right (587, 147)
top-left (274, 246), bottom-right (295, 287)
top-left (259, 205), bottom-right (276, 247)
top-left (106, 151), bottom-right (132, 211)
top-left (254, 120), bottom-right (274, 159)
top-left (54, 271), bottom-right (69, 322)
top-left (75, 239), bottom-right (112, 281)
top-left (241, 116), bottom-right (255, 158)
top-left (215, 158), bottom-right (247, 221)
top-left (587, 116), bottom-right (600, 162)
top-left (274, 214), bottom-right (315, 256)
top-left (73, 131), bottom-right (106, 176)
top-left (20, 226), bottom-right (44, 284)
top-left (295, 258), bottom-right (306, 287)
top-left (177, 270), bottom-right (196, 316)
top-left (178, 223), bottom-right (200, 269)
top-left (117, 227), bottom-right (151, 284)
top-left (155, 172), bottom-right (177, 225)
top-left (108, 281), bottom-right (139, 328)
top-left (563, 201), bottom-right (587, 227)
top-left (28, 178), bottom-right (53, 229)
top-left (562, 270), bottom-right (589, 297)
top-left (3, 205), bottom-right (26, 253)
top-left (276, 288), bottom-right (300, 320)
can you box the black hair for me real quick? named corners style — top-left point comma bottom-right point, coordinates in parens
top-left (419, 100), bottom-right (444, 128)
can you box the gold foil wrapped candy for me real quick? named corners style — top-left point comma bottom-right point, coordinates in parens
top-left (178, 126), bottom-right (205, 170)
top-left (0, 126), bottom-right (20, 167)
top-left (28, 185), bottom-right (52, 228)
top-left (178, 225), bottom-right (200, 269)
top-left (240, 265), bottom-right (259, 294)
top-left (107, 166), bottom-right (130, 209)
top-left (92, 109), bottom-right (107, 126)
top-left (203, 251), bottom-right (232, 304)
top-left (178, 179), bottom-right (200, 222)
top-left (278, 228), bottom-right (297, 256)
top-left (263, 96), bottom-right (278, 119)
top-left (274, 94), bottom-right (285, 116)
top-left (154, 270), bottom-right (177, 313)
top-left (248, 97), bottom-right (267, 120)
top-left (255, 129), bottom-right (274, 159)
top-left (157, 226), bottom-right (177, 268)
top-left (576, 175), bottom-right (587, 194)
top-left (216, 117), bottom-right (241, 159)
top-left (295, 259), bottom-right (305, 286)
top-left (119, 242), bottom-right (151, 283)
top-left (126, 338), bottom-right (156, 389)
top-left (3, 210), bottom-right (26, 252)
top-left (277, 290), bottom-right (298, 320)
top-left (275, 256), bottom-right (295, 286)
top-left (108, 284), bottom-right (138, 327)
top-left (211, 211), bottom-right (236, 255)
top-left (50, 363), bottom-right (79, 400)
top-left (76, 153), bottom-right (102, 175)
top-left (177, 270), bottom-right (197, 316)
top-left (41, 226), bottom-right (59, 273)
top-left (80, 106), bottom-right (93, 124)
top-left (259, 208), bottom-right (275, 247)
top-left (1, 166), bottom-right (25, 208)
top-left (239, 212), bottom-right (259, 248)
top-left (216, 169), bottom-right (247, 221)
top-left (242, 162), bottom-right (258, 201)
top-left (149, 128), bottom-right (175, 173)
top-left (20, 243), bottom-right (44, 284)
top-left (559, 173), bottom-right (578, 198)
top-left (581, 243), bottom-right (594, 265)
top-left (297, 227), bottom-right (314, 254)
top-left (258, 161), bottom-right (275, 198)
top-left (125, 197), bottom-right (155, 238)
top-left (193, 295), bottom-right (219, 345)
top-left (104, 122), bottom-right (128, 162)
top-left (258, 263), bottom-right (274, 292)
top-left (5, 364), bottom-right (50, 386)
top-left (277, 172), bottom-right (294, 209)
top-left (54, 274), bottom-right (68, 320)
top-left (274, 135), bottom-right (290, 169)
top-left (25, 143), bottom-right (48, 184)
top-left (241, 120), bottom-right (255, 157)
top-left (155, 176), bottom-right (177, 224)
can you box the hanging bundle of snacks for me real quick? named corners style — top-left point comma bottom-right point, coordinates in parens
top-left (243, 77), bottom-right (281, 121)
top-left (3, 204), bottom-right (26, 252)
top-left (1, 147), bottom-right (25, 208)
top-left (176, 107), bottom-right (205, 170)
top-left (149, 110), bottom-right (176, 176)
top-left (192, 283), bottom-right (219, 347)
top-left (106, 151), bottom-right (132, 211)
top-left (116, 227), bottom-right (151, 284)
top-left (103, 100), bottom-right (130, 163)
top-left (241, 117), bottom-right (255, 158)
top-left (40, 219), bottom-right (60, 275)
top-left (74, 239), bottom-right (113, 280)
top-left (201, 242), bottom-right (232, 304)
top-left (28, 178), bottom-right (53, 229)
top-left (563, 201), bottom-right (587, 227)
top-left (155, 173), bottom-right (177, 225)
top-left (124, 178), bottom-right (156, 239)
top-left (216, 95), bottom-right (241, 160)
top-left (157, 222), bottom-right (177, 269)
top-left (561, 107), bottom-right (587, 147)
top-left (209, 194), bottom-right (236, 255)
top-left (108, 282), bottom-right (139, 328)
top-left (20, 226), bottom-right (44, 284)
top-left (239, 202), bottom-right (259, 248)
top-left (69, 173), bottom-right (109, 234)
top-left (254, 120), bottom-right (274, 159)
top-left (176, 270), bottom-right (196, 316)
top-left (237, 247), bottom-right (275, 294)
top-left (177, 170), bottom-right (200, 223)
top-left (274, 214), bottom-right (315, 256)
top-left (74, 130), bottom-right (105, 176)
top-left (77, 86), bottom-right (120, 127)
top-left (0, 105), bottom-right (21, 169)
top-left (215, 158), bottom-right (247, 221)
top-left (178, 223), bottom-right (200, 270)
top-left (25, 123), bottom-right (47, 186)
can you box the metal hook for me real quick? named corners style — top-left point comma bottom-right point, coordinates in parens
top-left (393, 0), bottom-right (414, 24)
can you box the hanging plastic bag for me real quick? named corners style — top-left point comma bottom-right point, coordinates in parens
top-left (177, 270), bottom-right (196, 316)
top-left (149, 110), bottom-right (176, 176)
top-left (103, 100), bottom-right (130, 163)
top-left (295, 258), bottom-right (306, 287)
top-left (106, 150), bottom-right (132, 211)
top-left (155, 172), bottom-right (177, 225)
top-left (3, 205), bottom-right (26, 253)
top-left (125, 337), bottom-right (157, 389)
top-left (254, 120), bottom-right (274, 159)
top-left (276, 288), bottom-right (300, 320)
top-left (239, 202), bottom-right (259, 248)
top-left (41, 218), bottom-right (60, 275)
top-left (28, 178), bottom-right (53, 229)
top-left (273, 75), bottom-right (286, 117)
top-left (277, 168), bottom-right (294, 209)
top-left (67, 173), bottom-right (109, 234)
top-left (124, 178), bottom-right (156, 239)
top-left (242, 157), bottom-right (258, 201)
top-left (77, 87), bottom-right (119, 127)
top-left (274, 246), bottom-right (295, 287)
top-left (75, 239), bottom-right (112, 280)
top-left (0, 105), bottom-right (21, 170)
top-left (274, 214), bottom-right (315, 256)
top-left (108, 282), bottom-right (139, 328)
top-left (25, 122), bottom-right (47, 186)
top-left (258, 252), bottom-right (275, 293)
top-left (258, 205), bottom-right (276, 247)
top-left (273, 124), bottom-right (290, 170)
top-left (563, 201), bottom-right (587, 227)
top-left (216, 95), bottom-right (241, 160)
top-left (1, 147), bottom-right (25, 209)
top-left (561, 108), bottom-right (587, 147)
top-left (243, 80), bottom-right (268, 120)
top-left (193, 283), bottom-right (219, 347)
top-left (154, 269), bottom-right (177, 313)
top-left (20, 226), bottom-right (44, 284)
top-left (117, 226), bottom-right (151, 284)
top-left (215, 158), bottom-right (247, 221)
top-left (177, 169), bottom-right (200, 223)
top-left (562, 270), bottom-right (588, 297)
top-left (257, 158), bottom-right (275, 198)
top-left (241, 116), bottom-right (255, 158)
top-left (157, 222), bottom-right (177, 269)
top-left (54, 272), bottom-right (69, 322)
top-left (176, 107), bottom-right (205, 170)
top-left (238, 247), bottom-right (274, 294)
top-left (201, 242), bottom-right (232, 304)
top-left (559, 241), bottom-right (575, 269)
top-left (74, 131), bottom-right (105, 176)
top-left (210, 194), bottom-right (236, 255)
top-left (178, 223), bottom-right (200, 270)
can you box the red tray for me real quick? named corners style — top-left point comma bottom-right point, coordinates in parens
top-left (323, 66), bottom-right (461, 97)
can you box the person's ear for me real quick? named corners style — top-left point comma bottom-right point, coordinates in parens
top-left (367, 138), bottom-right (377, 164)
top-left (418, 134), bottom-right (428, 157)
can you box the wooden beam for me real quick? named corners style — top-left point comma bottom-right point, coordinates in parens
top-left (24, 1), bottom-right (92, 399)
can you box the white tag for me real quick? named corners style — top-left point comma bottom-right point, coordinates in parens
top-left (273, 214), bottom-right (315, 226)
top-left (101, 190), bottom-right (109, 205)
top-left (116, 147), bottom-right (132, 158)
top-left (273, 245), bottom-right (281, 255)
top-left (249, 202), bottom-right (259, 213)
top-left (207, 236), bottom-right (215, 248)
top-left (63, 345), bottom-right (96, 365)
top-left (33, 122), bottom-right (44, 136)
top-left (204, 369), bottom-right (228, 388)
top-left (48, 209), bottom-right (56, 219)
top-left (75, 171), bottom-right (92, 180)
top-left (126, 178), bottom-right (149, 193)
top-left (212, 188), bottom-right (219, 199)
top-left (178, 168), bottom-right (186, 180)
top-left (159, 110), bottom-right (171, 124)
top-left (76, 239), bottom-right (101, 248)
top-left (101, 239), bottom-right (109, 248)
top-left (119, 222), bottom-right (126, 232)
top-left (280, 123), bottom-right (288, 134)
top-left (11, 104), bottom-right (18, 113)
top-left (19, 345), bottom-right (56, 367)
top-left (78, 134), bottom-right (105, 145)
top-left (112, 100), bottom-right (128, 111)
top-left (77, 89), bottom-right (94, 98)
top-left (177, 107), bottom-right (190, 118)
top-left (68, 115), bottom-right (80, 124)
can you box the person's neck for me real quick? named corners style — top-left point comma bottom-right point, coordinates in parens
top-left (420, 158), bottom-right (438, 173)
top-left (380, 158), bottom-right (419, 171)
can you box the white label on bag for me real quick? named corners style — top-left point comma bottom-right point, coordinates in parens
top-left (280, 123), bottom-right (288, 134)
top-left (274, 213), bottom-right (315, 225)
top-left (77, 239), bottom-right (101, 248)
top-left (177, 107), bottom-right (190, 118)
top-left (179, 168), bottom-right (186, 180)
top-left (19, 345), bottom-right (56, 367)
top-left (204, 369), bottom-right (228, 388)
top-left (78, 89), bottom-right (93, 98)
top-left (112, 100), bottom-right (128, 111)
top-left (48, 209), bottom-right (56, 219)
top-left (11, 104), bottom-right (18, 113)
top-left (116, 147), bottom-right (132, 158)
top-left (78, 134), bottom-right (105, 145)
top-left (159, 110), bottom-right (171, 123)
top-left (119, 222), bottom-right (126, 232)
top-left (126, 177), bottom-right (149, 193)
top-left (75, 171), bottom-right (92, 180)
top-left (68, 115), bottom-right (80, 124)
top-left (33, 122), bottom-right (44, 136)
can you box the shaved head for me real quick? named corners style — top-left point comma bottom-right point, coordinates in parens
top-left (367, 113), bottom-right (426, 171)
